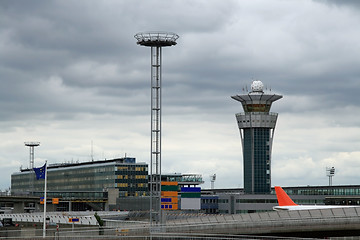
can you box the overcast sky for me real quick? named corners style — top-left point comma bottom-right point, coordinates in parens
top-left (1, 0), bottom-right (360, 190)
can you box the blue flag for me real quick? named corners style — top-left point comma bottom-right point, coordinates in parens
top-left (33, 163), bottom-right (46, 180)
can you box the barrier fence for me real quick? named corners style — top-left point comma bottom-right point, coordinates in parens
top-left (2, 208), bottom-right (360, 239)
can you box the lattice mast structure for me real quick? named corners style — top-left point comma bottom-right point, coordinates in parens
top-left (134, 32), bottom-right (179, 225)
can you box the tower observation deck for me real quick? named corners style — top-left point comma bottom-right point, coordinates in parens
top-left (231, 81), bottom-right (282, 194)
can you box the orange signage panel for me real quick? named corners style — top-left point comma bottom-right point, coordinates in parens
top-left (161, 191), bottom-right (178, 197)
top-left (161, 181), bottom-right (178, 186)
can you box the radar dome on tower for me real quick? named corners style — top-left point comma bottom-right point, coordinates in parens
top-left (251, 80), bottom-right (264, 93)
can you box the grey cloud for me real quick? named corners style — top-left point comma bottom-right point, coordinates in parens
top-left (316, 0), bottom-right (360, 9)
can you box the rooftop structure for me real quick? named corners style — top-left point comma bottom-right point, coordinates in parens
top-left (162, 173), bottom-right (204, 187)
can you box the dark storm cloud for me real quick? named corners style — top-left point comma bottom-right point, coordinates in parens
top-left (0, 0), bottom-right (240, 123)
top-left (0, 1), bottom-right (151, 122)
top-left (1, 0), bottom-right (359, 123)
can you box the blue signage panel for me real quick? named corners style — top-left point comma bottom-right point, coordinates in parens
top-left (69, 218), bottom-right (79, 222)
top-left (181, 187), bottom-right (201, 192)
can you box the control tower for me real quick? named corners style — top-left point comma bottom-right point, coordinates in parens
top-left (231, 81), bottom-right (282, 194)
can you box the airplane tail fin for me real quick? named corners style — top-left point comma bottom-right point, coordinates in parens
top-left (275, 186), bottom-right (297, 206)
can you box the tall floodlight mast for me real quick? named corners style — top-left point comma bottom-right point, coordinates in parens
top-left (25, 142), bottom-right (40, 169)
top-left (134, 32), bottom-right (179, 226)
top-left (25, 141), bottom-right (40, 194)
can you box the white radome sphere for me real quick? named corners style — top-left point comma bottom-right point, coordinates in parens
top-left (251, 80), bottom-right (264, 92)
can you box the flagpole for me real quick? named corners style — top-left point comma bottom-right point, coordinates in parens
top-left (43, 160), bottom-right (47, 238)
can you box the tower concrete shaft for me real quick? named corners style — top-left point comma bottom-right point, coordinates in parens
top-left (231, 81), bottom-right (282, 194)
top-left (135, 32), bottom-right (178, 226)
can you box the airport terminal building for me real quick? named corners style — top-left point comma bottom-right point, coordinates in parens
top-left (10, 158), bottom-right (205, 212)
top-left (203, 185), bottom-right (360, 214)
top-left (11, 157), bottom-right (149, 210)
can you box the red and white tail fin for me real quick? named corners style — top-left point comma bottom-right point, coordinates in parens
top-left (275, 186), bottom-right (298, 206)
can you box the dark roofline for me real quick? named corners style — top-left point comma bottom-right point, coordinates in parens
top-left (202, 185), bottom-right (360, 193)
top-left (20, 157), bottom-right (135, 172)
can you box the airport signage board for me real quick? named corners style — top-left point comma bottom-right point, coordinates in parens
top-left (181, 187), bottom-right (201, 210)
top-left (161, 181), bottom-right (178, 210)
top-left (69, 218), bottom-right (79, 223)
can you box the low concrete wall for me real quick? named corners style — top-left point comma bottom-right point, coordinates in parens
top-left (164, 207), bottom-right (360, 236)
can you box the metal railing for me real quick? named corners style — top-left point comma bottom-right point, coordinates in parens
top-left (235, 112), bottom-right (278, 117)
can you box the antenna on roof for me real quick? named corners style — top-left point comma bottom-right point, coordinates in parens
top-left (91, 140), bottom-right (94, 161)
top-left (326, 167), bottom-right (335, 186)
top-left (210, 174), bottom-right (216, 189)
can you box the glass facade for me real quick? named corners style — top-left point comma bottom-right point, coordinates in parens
top-left (243, 128), bottom-right (271, 193)
top-left (201, 196), bottom-right (218, 214)
top-left (275, 186), bottom-right (360, 196)
top-left (115, 164), bottom-right (148, 197)
top-left (162, 174), bottom-right (204, 185)
top-left (11, 158), bottom-right (148, 199)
